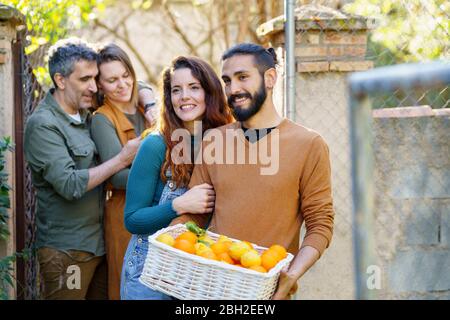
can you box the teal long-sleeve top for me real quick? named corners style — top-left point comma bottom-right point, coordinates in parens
top-left (124, 134), bottom-right (178, 234)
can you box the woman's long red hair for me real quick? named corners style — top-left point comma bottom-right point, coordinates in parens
top-left (159, 56), bottom-right (233, 188)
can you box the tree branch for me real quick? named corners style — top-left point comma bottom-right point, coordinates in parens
top-left (207, 3), bottom-right (214, 65)
top-left (94, 10), bottom-right (136, 43)
top-left (271, 0), bottom-right (282, 19)
top-left (93, 19), bottom-right (158, 85)
top-left (257, 0), bottom-right (267, 26)
top-left (195, 19), bottom-right (229, 50)
top-left (236, 1), bottom-right (250, 43)
top-left (162, 2), bottom-right (199, 56)
top-left (220, 0), bottom-right (230, 49)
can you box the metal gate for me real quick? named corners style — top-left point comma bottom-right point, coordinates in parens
top-left (13, 28), bottom-right (43, 300)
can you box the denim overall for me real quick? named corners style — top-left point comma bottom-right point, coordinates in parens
top-left (120, 169), bottom-right (187, 300)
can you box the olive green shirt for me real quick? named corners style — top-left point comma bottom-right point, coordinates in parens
top-left (24, 90), bottom-right (104, 256)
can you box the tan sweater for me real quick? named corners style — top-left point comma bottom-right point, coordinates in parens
top-left (172, 119), bottom-right (334, 256)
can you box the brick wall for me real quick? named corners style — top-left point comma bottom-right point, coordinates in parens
top-left (292, 31), bottom-right (373, 72)
top-left (260, 4), bottom-right (375, 74)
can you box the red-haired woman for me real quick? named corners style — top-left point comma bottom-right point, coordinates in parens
top-left (121, 56), bottom-right (233, 299)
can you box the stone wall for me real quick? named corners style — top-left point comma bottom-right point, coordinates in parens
top-left (373, 107), bottom-right (450, 299)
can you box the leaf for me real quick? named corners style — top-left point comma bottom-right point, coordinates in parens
top-left (0, 231), bottom-right (11, 242)
top-left (4, 274), bottom-right (14, 287)
top-left (0, 135), bottom-right (11, 244)
top-left (343, 0), bottom-right (448, 62)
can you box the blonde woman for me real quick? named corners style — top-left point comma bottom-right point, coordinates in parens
top-left (90, 43), bottom-right (155, 299)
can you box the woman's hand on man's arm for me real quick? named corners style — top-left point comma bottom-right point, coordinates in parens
top-left (172, 183), bottom-right (215, 215)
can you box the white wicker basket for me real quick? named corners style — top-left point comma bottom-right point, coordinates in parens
top-left (139, 224), bottom-right (294, 300)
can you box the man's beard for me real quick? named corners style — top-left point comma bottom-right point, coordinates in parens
top-left (228, 82), bottom-right (266, 122)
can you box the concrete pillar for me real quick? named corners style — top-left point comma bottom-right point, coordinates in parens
top-left (0, 4), bottom-right (25, 299)
top-left (257, 4), bottom-right (375, 299)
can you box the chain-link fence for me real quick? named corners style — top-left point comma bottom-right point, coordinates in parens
top-left (293, 0), bottom-right (448, 235)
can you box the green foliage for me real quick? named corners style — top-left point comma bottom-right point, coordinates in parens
top-left (0, 136), bottom-right (16, 300)
top-left (0, 255), bottom-right (16, 300)
top-left (344, 0), bottom-right (449, 63)
top-left (0, 137), bottom-right (14, 242)
top-left (344, 0), bottom-right (449, 109)
top-left (3, 0), bottom-right (108, 86)
top-left (0, 137), bottom-right (32, 300)
top-left (4, 0), bottom-right (107, 54)
top-left (0, 249), bottom-right (31, 300)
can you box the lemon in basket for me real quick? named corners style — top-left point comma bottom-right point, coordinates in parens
top-left (198, 235), bottom-right (215, 246)
top-left (217, 235), bottom-right (232, 243)
top-left (228, 241), bottom-right (251, 261)
top-left (240, 250), bottom-right (262, 268)
top-left (242, 241), bottom-right (254, 249)
top-left (156, 233), bottom-right (175, 247)
top-left (194, 242), bottom-right (212, 255)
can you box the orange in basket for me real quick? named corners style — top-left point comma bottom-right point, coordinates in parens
top-left (249, 265), bottom-right (267, 273)
top-left (176, 231), bottom-right (198, 244)
top-left (261, 250), bottom-right (279, 271)
top-left (269, 244), bottom-right (288, 260)
top-left (211, 242), bottom-right (230, 255)
top-left (173, 239), bottom-right (196, 254)
top-left (217, 252), bottom-right (234, 265)
top-left (198, 250), bottom-right (218, 261)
